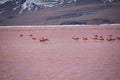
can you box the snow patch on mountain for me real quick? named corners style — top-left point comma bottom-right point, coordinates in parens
top-left (0, 0), bottom-right (11, 4)
top-left (103, 0), bottom-right (115, 3)
top-left (19, 0), bottom-right (77, 14)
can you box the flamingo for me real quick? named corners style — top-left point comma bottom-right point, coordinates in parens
top-left (32, 37), bottom-right (36, 40)
top-left (20, 34), bottom-right (23, 37)
top-left (91, 35), bottom-right (98, 41)
top-left (107, 35), bottom-right (116, 42)
top-left (94, 35), bottom-right (98, 37)
top-left (39, 37), bottom-right (49, 42)
top-left (106, 37), bottom-right (116, 42)
top-left (99, 36), bottom-right (104, 41)
top-left (116, 37), bottom-right (120, 41)
top-left (72, 37), bottom-right (79, 41)
top-left (83, 37), bottom-right (88, 41)
top-left (29, 34), bottom-right (33, 37)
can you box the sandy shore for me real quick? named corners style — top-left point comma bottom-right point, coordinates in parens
top-left (0, 25), bottom-right (120, 80)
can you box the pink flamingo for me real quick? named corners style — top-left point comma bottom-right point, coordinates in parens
top-left (91, 35), bottom-right (98, 41)
top-left (29, 34), bottom-right (33, 37)
top-left (107, 35), bottom-right (116, 42)
top-left (99, 36), bottom-right (104, 41)
top-left (106, 37), bottom-right (116, 42)
top-left (39, 37), bottom-right (49, 42)
top-left (83, 37), bottom-right (88, 41)
top-left (116, 37), bottom-right (120, 41)
top-left (20, 34), bottom-right (23, 37)
top-left (32, 37), bottom-right (36, 40)
top-left (94, 35), bottom-right (98, 37)
top-left (72, 37), bottom-right (79, 41)
top-left (116, 36), bottom-right (120, 43)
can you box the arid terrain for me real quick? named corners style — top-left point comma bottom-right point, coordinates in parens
top-left (0, 25), bottom-right (120, 80)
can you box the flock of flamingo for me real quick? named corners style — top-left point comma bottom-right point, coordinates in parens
top-left (72, 34), bottom-right (120, 42)
top-left (20, 34), bottom-right (49, 43)
top-left (19, 34), bottom-right (120, 43)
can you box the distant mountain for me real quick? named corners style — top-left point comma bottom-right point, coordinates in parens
top-left (0, 0), bottom-right (116, 14)
top-left (0, 0), bottom-right (119, 25)
top-left (0, 0), bottom-right (77, 14)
